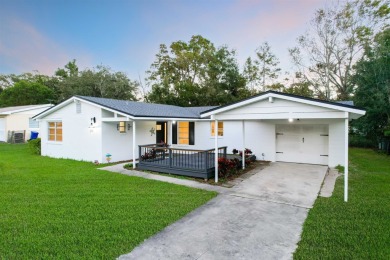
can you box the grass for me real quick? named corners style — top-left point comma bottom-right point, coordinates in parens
top-left (0, 143), bottom-right (217, 259)
top-left (294, 148), bottom-right (390, 259)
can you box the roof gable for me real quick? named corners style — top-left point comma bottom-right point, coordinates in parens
top-left (201, 91), bottom-right (366, 118)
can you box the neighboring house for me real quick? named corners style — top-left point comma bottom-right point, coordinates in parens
top-left (33, 91), bottom-right (365, 168)
top-left (0, 104), bottom-right (54, 142)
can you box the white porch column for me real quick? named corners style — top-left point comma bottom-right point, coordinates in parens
top-left (168, 121), bottom-right (172, 144)
top-left (132, 121), bottom-right (136, 169)
top-left (344, 116), bottom-right (349, 202)
top-left (242, 120), bottom-right (245, 170)
top-left (214, 119), bottom-right (218, 183)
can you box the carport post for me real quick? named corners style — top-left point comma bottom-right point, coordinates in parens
top-left (214, 119), bottom-right (218, 183)
top-left (242, 120), bottom-right (245, 170)
top-left (344, 117), bottom-right (349, 202)
top-left (132, 121), bottom-right (136, 169)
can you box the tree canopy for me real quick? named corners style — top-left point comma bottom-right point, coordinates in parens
top-left (243, 42), bottom-right (281, 92)
top-left (289, 0), bottom-right (389, 100)
top-left (146, 35), bottom-right (251, 106)
top-left (55, 62), bottom-right (139, 102)
top-left (352, 28), bottom-right (390, 141)
top-left (0, 80), bottom-right (55, 107)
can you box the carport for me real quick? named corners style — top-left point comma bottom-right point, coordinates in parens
top-left (201, 91), bottom-right (366, 202)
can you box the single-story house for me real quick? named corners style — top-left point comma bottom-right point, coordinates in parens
top-left (34, 91), bottom-right (366, 201)
top-left (0, 104), bottom-right (54, 142)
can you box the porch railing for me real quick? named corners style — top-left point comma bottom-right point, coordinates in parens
top-left (137, 144), bottom-right (227, 178)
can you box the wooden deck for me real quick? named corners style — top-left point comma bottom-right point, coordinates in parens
top-left (137, 144), bottom-right (227, 179)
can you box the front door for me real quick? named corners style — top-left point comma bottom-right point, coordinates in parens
top-left (156, 121), bottom-right (167, 144)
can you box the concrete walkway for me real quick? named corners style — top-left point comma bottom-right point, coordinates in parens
top-left (100, 163), bottom-right (228, 194)
top-left (104, 162), bottom-right (328, 260)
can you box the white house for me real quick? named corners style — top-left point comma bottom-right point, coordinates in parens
top-left (34, 91), bottom-right (365, 201)
top-left (0, 104), bottom-right (54, 142)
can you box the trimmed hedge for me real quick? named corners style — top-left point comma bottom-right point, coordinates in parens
top-left (349, 135), bottom-right (376, 148)
top-left (27, 138), bottom-right (41, 155)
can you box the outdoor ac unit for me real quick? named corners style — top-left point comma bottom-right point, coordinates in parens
top-left (8, 130), bottom-right (25, 144)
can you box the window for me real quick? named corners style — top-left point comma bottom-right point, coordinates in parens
top-left (48, 122), bottom-right (62, 142)
top-left (29, 118), bottom-right (39, 128)
top-left (118, 121), bottom-right (126, 133)
top-left (172, 121), bottom-right (195, 145)
top-left (178, 122), bottom-right (189, 144)
top-left (211, 121), bottom-right (224, 137)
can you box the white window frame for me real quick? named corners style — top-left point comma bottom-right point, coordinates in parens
top-left (211, 121), bottom-right (224, 137)
top-left (48, 121), bottom-right (63, 142)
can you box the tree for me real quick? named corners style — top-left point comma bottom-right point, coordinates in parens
top-left (0, 72), bottom-right (52, 90)
top-left (243, 42), bottom-right (281, 92)
top-left (352, 28), bottom-right (390, 141)
top-left (55, 59), bottom-right (79, 78)
top-left (0, 80), bottom-right (54, 107)
top-left (55, 62), bottom-right (139, 102)
top-left (146, 35), bottom-right (251, 106)
top-left (289, 0), bottom-right (389, 100)
top-left (283, 82), bottom-right (314, 98)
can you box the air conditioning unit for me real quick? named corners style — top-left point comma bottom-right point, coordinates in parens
top-left (8, 130), bottom-right (25, 144)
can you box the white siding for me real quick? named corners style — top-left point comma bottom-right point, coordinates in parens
top-left (170, 121), bottom-right (276, 162)
top-left (4, 106), bottom-right (51, 141)
top-left (0, 118), bottom-right (5, 142)
top-left (101, 120), bottom-right (155, 163)
top-left (214, 98), bottom-right (346, 120)
top-left (40, 101), bottom-right (102, 162)
top-left (172, 119), bottom-right (346, 167)
top-left (329, 120), bottom-right (346, 167)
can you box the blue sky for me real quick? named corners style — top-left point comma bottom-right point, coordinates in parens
top-left (0, 0), bottom-right (327, 80)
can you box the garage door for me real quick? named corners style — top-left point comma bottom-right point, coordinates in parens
top-left (0, 118), bottom-right (5, 142)
top-left (276, 124), bottom-right (329, 165)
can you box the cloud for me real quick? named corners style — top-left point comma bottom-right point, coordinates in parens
top-left (0, 17), bottom-right (91, 75)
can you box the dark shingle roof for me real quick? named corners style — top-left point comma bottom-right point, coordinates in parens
top-left (78, 96), bottom-right (215, 118)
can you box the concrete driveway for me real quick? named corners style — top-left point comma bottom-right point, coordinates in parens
top-left (118, 162), bottom-right (328, 260)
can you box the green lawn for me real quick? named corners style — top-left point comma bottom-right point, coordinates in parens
top-left (0, 143), bottom-right (217, 259)
top-left (294, 148), bottom-right (390, 259)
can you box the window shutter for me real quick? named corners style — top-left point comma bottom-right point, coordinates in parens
top-left (189, 122), bottom-right (195, 145)
top-left (172, 122), bottom-right (177, 144)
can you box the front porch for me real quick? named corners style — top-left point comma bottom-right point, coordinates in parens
top-left (137, 144), bottom-right (227, 179)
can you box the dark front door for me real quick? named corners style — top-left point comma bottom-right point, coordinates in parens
top-left (156, 122), bottom-right (167, 144)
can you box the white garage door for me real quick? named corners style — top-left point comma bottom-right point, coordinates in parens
top-left (0, 118), bottom-right (5, 142)
top-left (276, 124), bottom-right (329, 165)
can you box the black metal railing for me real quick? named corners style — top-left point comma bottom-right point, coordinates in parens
top-left (137, 144), bottom-right (227, 178)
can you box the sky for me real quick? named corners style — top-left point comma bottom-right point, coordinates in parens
top-left (0, 0), bottom-right (328, 81)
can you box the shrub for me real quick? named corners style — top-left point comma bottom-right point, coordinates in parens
top-left (141, 149), bottom-right (156, 160)
top-left (28, 138), bottom-right (41, 155)
top-left (123, 163), bottom-right (133, 170)
top-left (349, 135), bottom-right (376, 148)
top-left (218, 158), bottom-right (240, 179)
